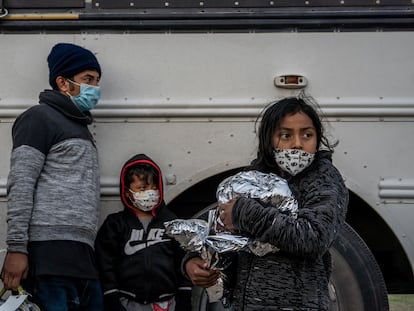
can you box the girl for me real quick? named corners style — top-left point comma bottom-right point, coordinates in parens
top-left (185, 97), bottom-right (349, 310)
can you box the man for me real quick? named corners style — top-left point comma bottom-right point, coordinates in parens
top-left (1, 43), bottom-right (103, 310)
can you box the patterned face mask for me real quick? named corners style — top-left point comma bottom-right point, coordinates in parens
top-left (128, 189), bottom-right (160, 212)
top-left (274, 148), bottom-right (315, 176)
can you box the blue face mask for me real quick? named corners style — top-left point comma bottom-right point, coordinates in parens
top-left (68, 80), bottom-right (101, 112)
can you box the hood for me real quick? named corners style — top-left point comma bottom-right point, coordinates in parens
top-left (39, 89), bottom-right (93, 125)
top-left (120, 154), bottom-right (164, 216)
top-left (317, 149), bottom-right (333, 161)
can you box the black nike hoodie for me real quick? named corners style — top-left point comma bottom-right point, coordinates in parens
top-left (95, 154), bottom-right (185, 304)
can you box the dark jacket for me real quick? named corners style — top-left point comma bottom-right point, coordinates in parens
top-left (231, 151), bottom-right (348, 310)
top-left (95, 154), bottom-right (185, 304)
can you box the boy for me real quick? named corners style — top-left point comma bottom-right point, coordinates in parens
top-left (95, 154), bottom-right (189, 311)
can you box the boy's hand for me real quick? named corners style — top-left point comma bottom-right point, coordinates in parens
top-left (185, 257), bottom-right (220, 288)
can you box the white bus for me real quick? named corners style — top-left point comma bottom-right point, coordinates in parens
top-left (1, 1), bottom-right (413, 309)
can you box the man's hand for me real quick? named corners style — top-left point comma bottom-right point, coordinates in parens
top-left (1, 252), bottom-right (28, 290)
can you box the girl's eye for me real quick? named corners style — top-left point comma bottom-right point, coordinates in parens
top-left (280, 133), bottom-right (290, 139)
top-left (304, 132), bottom-right (314, 139)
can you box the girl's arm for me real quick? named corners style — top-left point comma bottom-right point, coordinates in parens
top-left (231, 160), bottom-right (348, 259)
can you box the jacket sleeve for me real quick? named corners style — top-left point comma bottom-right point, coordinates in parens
top-left (6, 108), bottom-right (51, 254)
top-left (232, 159), bottom-right (348, 259)
top-left (94, 214), bottom-right (124, 294)
top-left (7, 146), bottom-right (45, 253)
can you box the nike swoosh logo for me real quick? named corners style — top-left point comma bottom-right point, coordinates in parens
top-left (124, 239), bottom-right (171, 255)
top-left (124, 228), bottom-right (171, 255)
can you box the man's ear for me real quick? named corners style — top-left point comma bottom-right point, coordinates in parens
top-left (55, 76), bottom-right (70, 93)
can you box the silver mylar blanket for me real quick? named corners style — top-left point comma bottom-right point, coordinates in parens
top-left (164, 171), bottom-right (298, 302)
top-left (215, 170), bottom-right (298, 256)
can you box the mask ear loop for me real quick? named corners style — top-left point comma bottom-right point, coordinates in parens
top-left (126, 188), bottom-right (133, 199)
top-left (64, 79), bottom-right (77, 97)
top-left (67, 79), bottom-right (81, 87)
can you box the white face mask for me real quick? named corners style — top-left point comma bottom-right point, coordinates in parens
top-left (128, 189), bottom-right (160, 212)
top-left (274, 148), bottom-right (315, 176)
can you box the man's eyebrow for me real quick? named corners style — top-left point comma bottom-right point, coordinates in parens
top-left (82, 73), bottom-right (99, 80)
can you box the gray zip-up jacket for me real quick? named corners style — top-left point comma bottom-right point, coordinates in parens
top-left (230, 151), bottom-right (348, 310)
top-left (6, 90), bottom-right (100, 254)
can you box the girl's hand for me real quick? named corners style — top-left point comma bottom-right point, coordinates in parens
top-left (218, 198), bottom-right (237, 233)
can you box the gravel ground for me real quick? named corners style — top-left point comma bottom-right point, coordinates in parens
top-left (389, 295), bottom-right (414, 311)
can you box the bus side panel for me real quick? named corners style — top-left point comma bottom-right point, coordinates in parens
top-left (0, 32), bottom-right (414, 283)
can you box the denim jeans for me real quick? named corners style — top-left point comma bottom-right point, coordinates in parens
top-left (24, 275), bottom-right (103, 311)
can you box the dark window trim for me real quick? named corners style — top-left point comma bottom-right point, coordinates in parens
top-left (1, 6), bottom-right (414, 32)
top-left (4, 0), bottom-right (84, 9)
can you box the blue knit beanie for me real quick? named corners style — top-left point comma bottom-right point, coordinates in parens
top-left (47, 43), bottom-right (101, 89)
